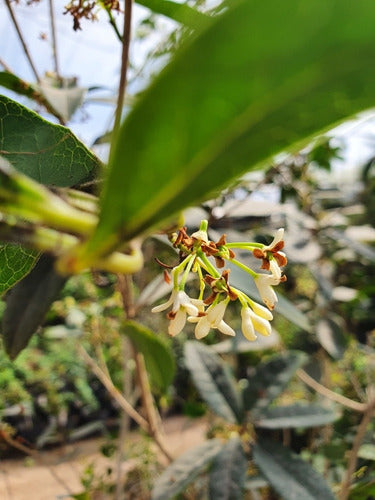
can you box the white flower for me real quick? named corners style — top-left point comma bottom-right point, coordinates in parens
top-left (241, 306), bottom-right (272, 341)
top-left (152, 290), bottom-right (201, 337)
top-left (188, 300), bottom-right (235, 340)
top-left (254, 274), bottom-right (280, 310)
top-left (264, 228), bottom-right (284, 251)
top-left (250, 301), bottom-right (273, 321)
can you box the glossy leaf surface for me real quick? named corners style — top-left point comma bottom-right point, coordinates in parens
top-left (0, 243), bottom-right (38, 295)
top-left (255, 404), bottom-right (338, 429)
top-left (122, 320), bottom-right (175, 392)
top-left (84, 0), bottom-right (375, 261)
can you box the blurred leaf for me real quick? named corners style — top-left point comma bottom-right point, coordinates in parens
top-left (255, 404), bottom-right (338, 429)
top-left (229, 265), bottom-right (312, 333)
top-left (253, 439), bottom-right (335, 500)
top-left (308, 138), bottom-right (342, 171)
top-left (213, 333), bottom-right (280, 354)
top-left (82, 0), bottom-right (375, 262)
top-left (151, 439), bottom-right (222, 500)
top-left (349, 478), bottom-right (375, 500)
top-left (184, 341), bottom-right (243, 423)
top-left (0, 243), bottom-right (38, 294)
top-left (0, 71), bottom-right (64, 122)
top-left (208, 437), bottom-right (247, 500)
top-left (358, 444), bottom-right (375, 461)
top-left (137, 0), bottom-right (210, 28)
top-left (243, 351), bottom-right (307, 412)
top-left (0, 95), bottom-right (101, 186)
top-left (2, 255), bottom-right (67, 359)
top-left (327, 229), bottom-right (375, 262)
top-left (122, 320), bottom-right (175, 392)
top-left (316, 318), bottom-right (348, 360)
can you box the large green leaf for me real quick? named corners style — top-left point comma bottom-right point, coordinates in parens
top-left (208, 437), bottom-right (247, 500)
top-left (253, 439), bottom-right (335, 500)
top-left (1, 254), bottom-right (67, 359)
top-left (137, 0), bottom-right (210, 28)
top-left (255, 404), bottom-right (338, 429)
top-left (0, 95), bottom-right (100, 187)
top-left (184, 341), bottom-right (243, 423)
top-left (242, 351), bottom-right (307, 412)
top-left (0, 243), bottom-right (38, 295)
top-left (122, 320), bottom-right (175, 392)
top-left (82, 0), bottom-right (375, 262)
top-left (316, 318), bottom-right (349, 360)
top-left (151, 439), bottom-right (222, 500)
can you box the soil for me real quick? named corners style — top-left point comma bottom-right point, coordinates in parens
top-left (0, 415), bottom-right (207, 500)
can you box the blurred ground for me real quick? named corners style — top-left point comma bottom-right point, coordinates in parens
top-left (0, 415), bottom-right (207, 500)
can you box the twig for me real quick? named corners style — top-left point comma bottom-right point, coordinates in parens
top-left (113, 0), bottom-right (133, 136)
top-left (339, 398), bottom-right (375, 500)
top-left (105, 7), bottom-right (123, 42)
top-left (0, 57), bottom-right (12, 73)
top-left (78, 344), bottom-right (149, 432)
top-left (297, 369), bottom-right (367, 413)
top-left (48, 0), bottom-right (61, 79)
top-left (4, 0), bottom-right (40, 83)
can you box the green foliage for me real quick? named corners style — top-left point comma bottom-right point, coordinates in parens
top-left (253, 439), bottom-right (336, 500)
top-left (254, 404), bottom-right (338, 429)
top-left (122, 320), bottom-right (175, 393)
top-left (0, 243), bottom-right (38, 295)
top-left (81, 0), bottom-right (375, 262)
top-left (151, 439), bottom-right (222, 500)
top-left (208, 437), bottom-right (247, 500)
top-left (137, 0), bottom-right (210, 27)
top-left (184, 341), bottom-right (243, 423)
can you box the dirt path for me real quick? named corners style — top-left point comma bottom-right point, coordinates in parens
top-left (0, 416), bottom-right (207, 500)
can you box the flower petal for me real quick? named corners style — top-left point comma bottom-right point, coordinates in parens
top-left (151, 290), bottom-right (176, 313)
top-left (195, 317), bottom-right (211, 339)
top-left (250, 302), bottom-right (273, 321)
top-left (241, 308), bottom-right (257, 341)
top-left (168, 309), bottom-right (186, 336)
top-left (217, 320), bottom-right (235, 337)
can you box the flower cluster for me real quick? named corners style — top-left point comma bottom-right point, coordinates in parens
top-left (152, 221), bottom-right (287, 341)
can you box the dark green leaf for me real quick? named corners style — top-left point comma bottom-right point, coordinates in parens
top-left (184, 341), bottom-right (243, 423)
top-left (253, 439), bottom-right (335, 500)
top-left (83, 0), bottom-right (375, 262)
top-left (137, 0), bottom-right (210, 28)
top-left (2, 254), bottom-right (67, 359)
top-left (208, 437), bottom-right (247, 500)
top-left (0, 243), bottom-right (38, 294)
top-left (229, 265), bottom-right (312, 333)
top-left (151, 439), bottom-right (222, 500)
top-left (0, 72), bottom-right (64, 122)
top-left (243, 351), bottom-right (307, 412)
top-left (122, 320), bottom-right (175, 392)
top-left (349, 478), bottom-right (375, 500)
top-left (316, 318), bottom-right (348, 359)
top-left (255, 404), bottom-right (338, 429)
top-left (0, 95), bottom-right (100, 186)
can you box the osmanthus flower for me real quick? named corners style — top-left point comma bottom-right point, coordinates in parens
top-left (241, 304), bottom-right (273, 341)
top-left (253, 228), bottom-right (287, 275)
top-left (188, 299), bottom-right (235, 339)
top-left (254, 273), bottom-right (281, 310)
top-left (152, 289), bottom-right (203, 337)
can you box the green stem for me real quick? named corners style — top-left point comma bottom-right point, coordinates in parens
top-left (196, 250), bottom-right (220, 277)
top-left (229, 258), bottom-right (257, 278)
top-left (179, 254), bottom-right (194, 289)
top-left (226, 242), bottom-right (264, 249)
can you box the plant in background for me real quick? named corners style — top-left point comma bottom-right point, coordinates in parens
top-left (1, 0), bottom-right (375, 499)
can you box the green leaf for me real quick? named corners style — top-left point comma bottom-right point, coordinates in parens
top-left (1, 254), bottom-right (67, 359)
top-left (137, 0), bottom-right (210, 28)
top-left (83, 0), bottom-right (375, 262)
top-left (358, 444), bottom-right (375, 461)
top-left (0, 72), bottom-right (64, 122)
top-left (349, 478), bottom-right (375, 500)
top-left (229, 265), bottom-right (312, 333)
top-left (243, 351), bottom-right (307, 412)
top-left (253, 439), bottom-right (335, 500)
top-left (151, 439), bottom-right (222, 500)
top-left (255, 404), bottom-right (338, 429)
top-left (0, 95), bottom-right (100, 187)
top-left (0, 243), bottom-right (38, 294)
top-left (208, 437), bottom-right (247, 500)
top-left (184, 341), bottom-right (243, 423)
top-left (122, 320), bottom-right (175, 392)
top-left (316, 318), bottom-right (348, 360)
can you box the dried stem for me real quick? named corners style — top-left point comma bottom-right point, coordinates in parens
top-left (113, 0), bottom-right (133, 136)
top-left (0, 57), bottom-right (12, 73)
top-left (297, 369), bottom-right (367, 413)
top-left (48, 0), bottom-right (61, 79)
top-left (339, 398), bottom-right (375, 500)
top-left (4, 0), bottom-right (40, 83)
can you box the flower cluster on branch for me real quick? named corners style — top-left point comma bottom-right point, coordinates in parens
top-left (152, 221), bottom-right (287, 341)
